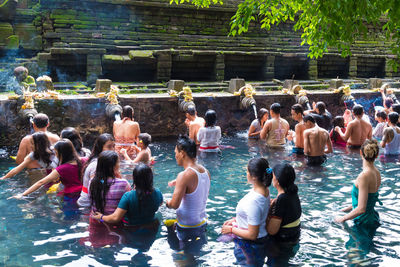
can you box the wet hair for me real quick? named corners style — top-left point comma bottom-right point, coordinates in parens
top-left (376, 111), bottom-right (387, 121)
top-left (333, 116), bottom-right (345, 128)
top-left (61, 127), bottom-right (85, 157)
top-left (90, 151), bottom-right (119, 214)
top-left (316, 102), bottom-right (326, 114)
top-left (186, 105), bottom-right (196, 116)
top-left (205, 109), bottom-right (217, 127)
top-left (33, 113), bottom-right (49, 129)
top-left (176, 134), bottom-right (196, 159)
top-left (385, 98), bottom-right (394, 109)
top-left (291, 104), bottom-right (304, 116)
top-left (272, 163), bottom-right (298, 194)
top-left (122, 105), bottom-right (133, 120)
top-left (54, 139), bottom-right (82, 182)
top-left (132, 163), bottom-right (154, 212)
top-left (257, 108), bottom-right (269, 124)
top-left (303, 114), bottom-right (315, 124)
top-left (388, 112), bottom-right (399, 124)
top-left (31, 132), bottom-right (53, 168)
top-left (86, 133), bottom-right (114, 165)
top-left (332, 116), bottom-right (345, 142)
top-left (139, 133), bottom-right (151, 147)
top-left (352, 105), bottom-right (364, 116)
top-left (361, 139), bottom-right (379, 162)
top-left (247, 157), bottom-right (272, 187)
top-left (270, 103), bottom-right (281, 114)
top-left (392, 104), bottom-right (400, 114)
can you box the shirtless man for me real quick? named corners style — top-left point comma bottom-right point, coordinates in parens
top-left (288, 104), bottom-right (306, 155)
top-left (166, 135), bottom-right (210, 253)
top-left (185, 105), bottom-right (205, 145)
top-left (303, 115), bottom-right (333, 166)
top-left (16, 113), bottom-right (59, 169)
top-left (260, 103), bottom-right (289, 147)
top-left (113, 105), bottom-right (140, 158)
top-left (335, 105), bottom-right (372, 149)
top-left (381, 112), bottom-right (400, 156)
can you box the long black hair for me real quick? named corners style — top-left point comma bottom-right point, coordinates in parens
top-left (32, 132), bottom-right (53, 168)
top-left (90, 151), bottom-right (119, 213)
top-left (247, 157), bottom-right (273, 187)
top-left (61, 127), bottom-right (85, 157)
top-left (272, 163), bottom-right (298, 194)
top-left (54, 139), bottom-right (83, 182)
top-left (84, 133), bottom-right (114, 172)
top-left (132, 163), bottom-right (154, 211)
top-left (331, 116), bottom-right (345, 142)
top-left (204, 109), bottom-right (217, 127)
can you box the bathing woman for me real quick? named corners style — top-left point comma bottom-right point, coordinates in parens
top-left (113, 105), bottom-right (140, 159)
top-left (335, 139), bottom-right (381, 227)
top-left (221, 157), bottom-right (272, 266)
top-left (248, 108), bottom-right (269, 139)
top-left (1, 132), bottom-right (56, 182)
top-left (10, 139), bottom-right (84, 199)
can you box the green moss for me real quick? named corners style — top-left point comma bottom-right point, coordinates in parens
top-left (6, 35), bottom-right (19, 49)
top-left (103, 55), bottom-right (124, 61)
top-left (129, 50), bottom-right (154, 59)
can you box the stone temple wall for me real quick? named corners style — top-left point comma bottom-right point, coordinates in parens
top-left (0, 0), bottom-right (399, 86)
top-left (0, 91), bottom-right (390, 147)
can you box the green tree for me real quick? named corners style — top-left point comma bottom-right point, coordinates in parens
top-left (171, 0), bottom-right (400, 70)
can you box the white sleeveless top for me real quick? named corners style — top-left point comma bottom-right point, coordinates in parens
top-left (176, 167), bottom-right (210, 228)
top-left (385, 128), bottom-right (400, 155)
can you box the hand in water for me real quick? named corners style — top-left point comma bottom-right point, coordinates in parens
top-left (334, 216), bottom-right (345, 223)
top-left (0, 176), bottom-right (6, 180)
top-left (168, 179), bottom-right (176, 187)
top-left (8, 194), bottom-right (23, 200)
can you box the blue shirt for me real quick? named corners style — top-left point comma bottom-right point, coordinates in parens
top-left (118, 188), bottom-right (163, 226)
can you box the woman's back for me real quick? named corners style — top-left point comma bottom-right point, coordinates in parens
top-left (113, 119), bottom-right (140, 142)
top-left (89, 177), bottom-right (130, 215)
top-left (118, 188), bottom-right (163, 226)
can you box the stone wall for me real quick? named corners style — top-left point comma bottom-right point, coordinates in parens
top-left (0, 91), bottom-right (389, 147)
top-left (0, 0), bottom-right (398, 86)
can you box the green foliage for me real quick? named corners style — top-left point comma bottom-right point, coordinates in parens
top-left (173, 0), bottom-right (400, 70)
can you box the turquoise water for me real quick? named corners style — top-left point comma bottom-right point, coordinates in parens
top-left (1, 135), bottom-right (400, 266)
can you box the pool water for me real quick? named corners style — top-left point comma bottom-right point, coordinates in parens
top-left (1, 135), bottom-right (400, 266)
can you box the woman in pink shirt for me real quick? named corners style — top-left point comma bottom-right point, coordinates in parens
top-left (11, 139), bottom-right (84, 199)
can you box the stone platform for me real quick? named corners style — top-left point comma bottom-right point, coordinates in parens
top-left (0, 90), bottom-right (392, 147)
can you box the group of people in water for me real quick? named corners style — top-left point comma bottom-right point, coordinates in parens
top-left (0, 92), bottom-right (397, 265)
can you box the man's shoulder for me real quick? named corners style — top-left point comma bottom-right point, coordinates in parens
top-left (20, 135), bottom-right (32, 144)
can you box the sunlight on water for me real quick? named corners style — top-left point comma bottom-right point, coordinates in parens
top-left (0, 137), bottom-right (400, 266)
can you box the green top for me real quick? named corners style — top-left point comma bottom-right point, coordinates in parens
top-left (351, 184), bottom-right (381, 227)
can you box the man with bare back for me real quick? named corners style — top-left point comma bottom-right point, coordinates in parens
top-left (303, 115), bottom-right (333, 166)
top-left (334, 105), bottom-right (372, 149)
top-left (185, 105), bottom-right (205, 145)
top-left (113, 105), bottom-right (140, 159)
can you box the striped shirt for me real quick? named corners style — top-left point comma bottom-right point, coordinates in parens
top-left (88, 178), bottom-right (131, 215)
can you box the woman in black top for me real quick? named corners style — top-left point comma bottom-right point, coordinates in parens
top-left (267, 163), bottom-right (302, 242)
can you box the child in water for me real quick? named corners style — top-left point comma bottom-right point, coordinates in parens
top-left (121, 133), bottom-right (153, 165)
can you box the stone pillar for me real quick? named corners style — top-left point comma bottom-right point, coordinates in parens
top-left (308, 59), bottom-right (318, 80)
top-left (265, 55), bottom-right (275, 79)
top-left (156, 51), bottom-right (172, 82)
top-left (215, 53), bottom-right (224, 81)
top-left (37, 52), bottom-right (50, 75)
top-left (385, 58), bottom-right (393, 78)
top-left (87, 54), bottom-right (102, 84)
top-left (349, 56), bottom-right (357, 78)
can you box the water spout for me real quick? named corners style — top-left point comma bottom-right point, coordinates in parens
top-left (252, 104), bottom-right (257, 119)
top-left (115, 112), bottom-right (121, 122)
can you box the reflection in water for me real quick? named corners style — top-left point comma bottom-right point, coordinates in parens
top-left (1, 137), bottom-right (400, 266)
